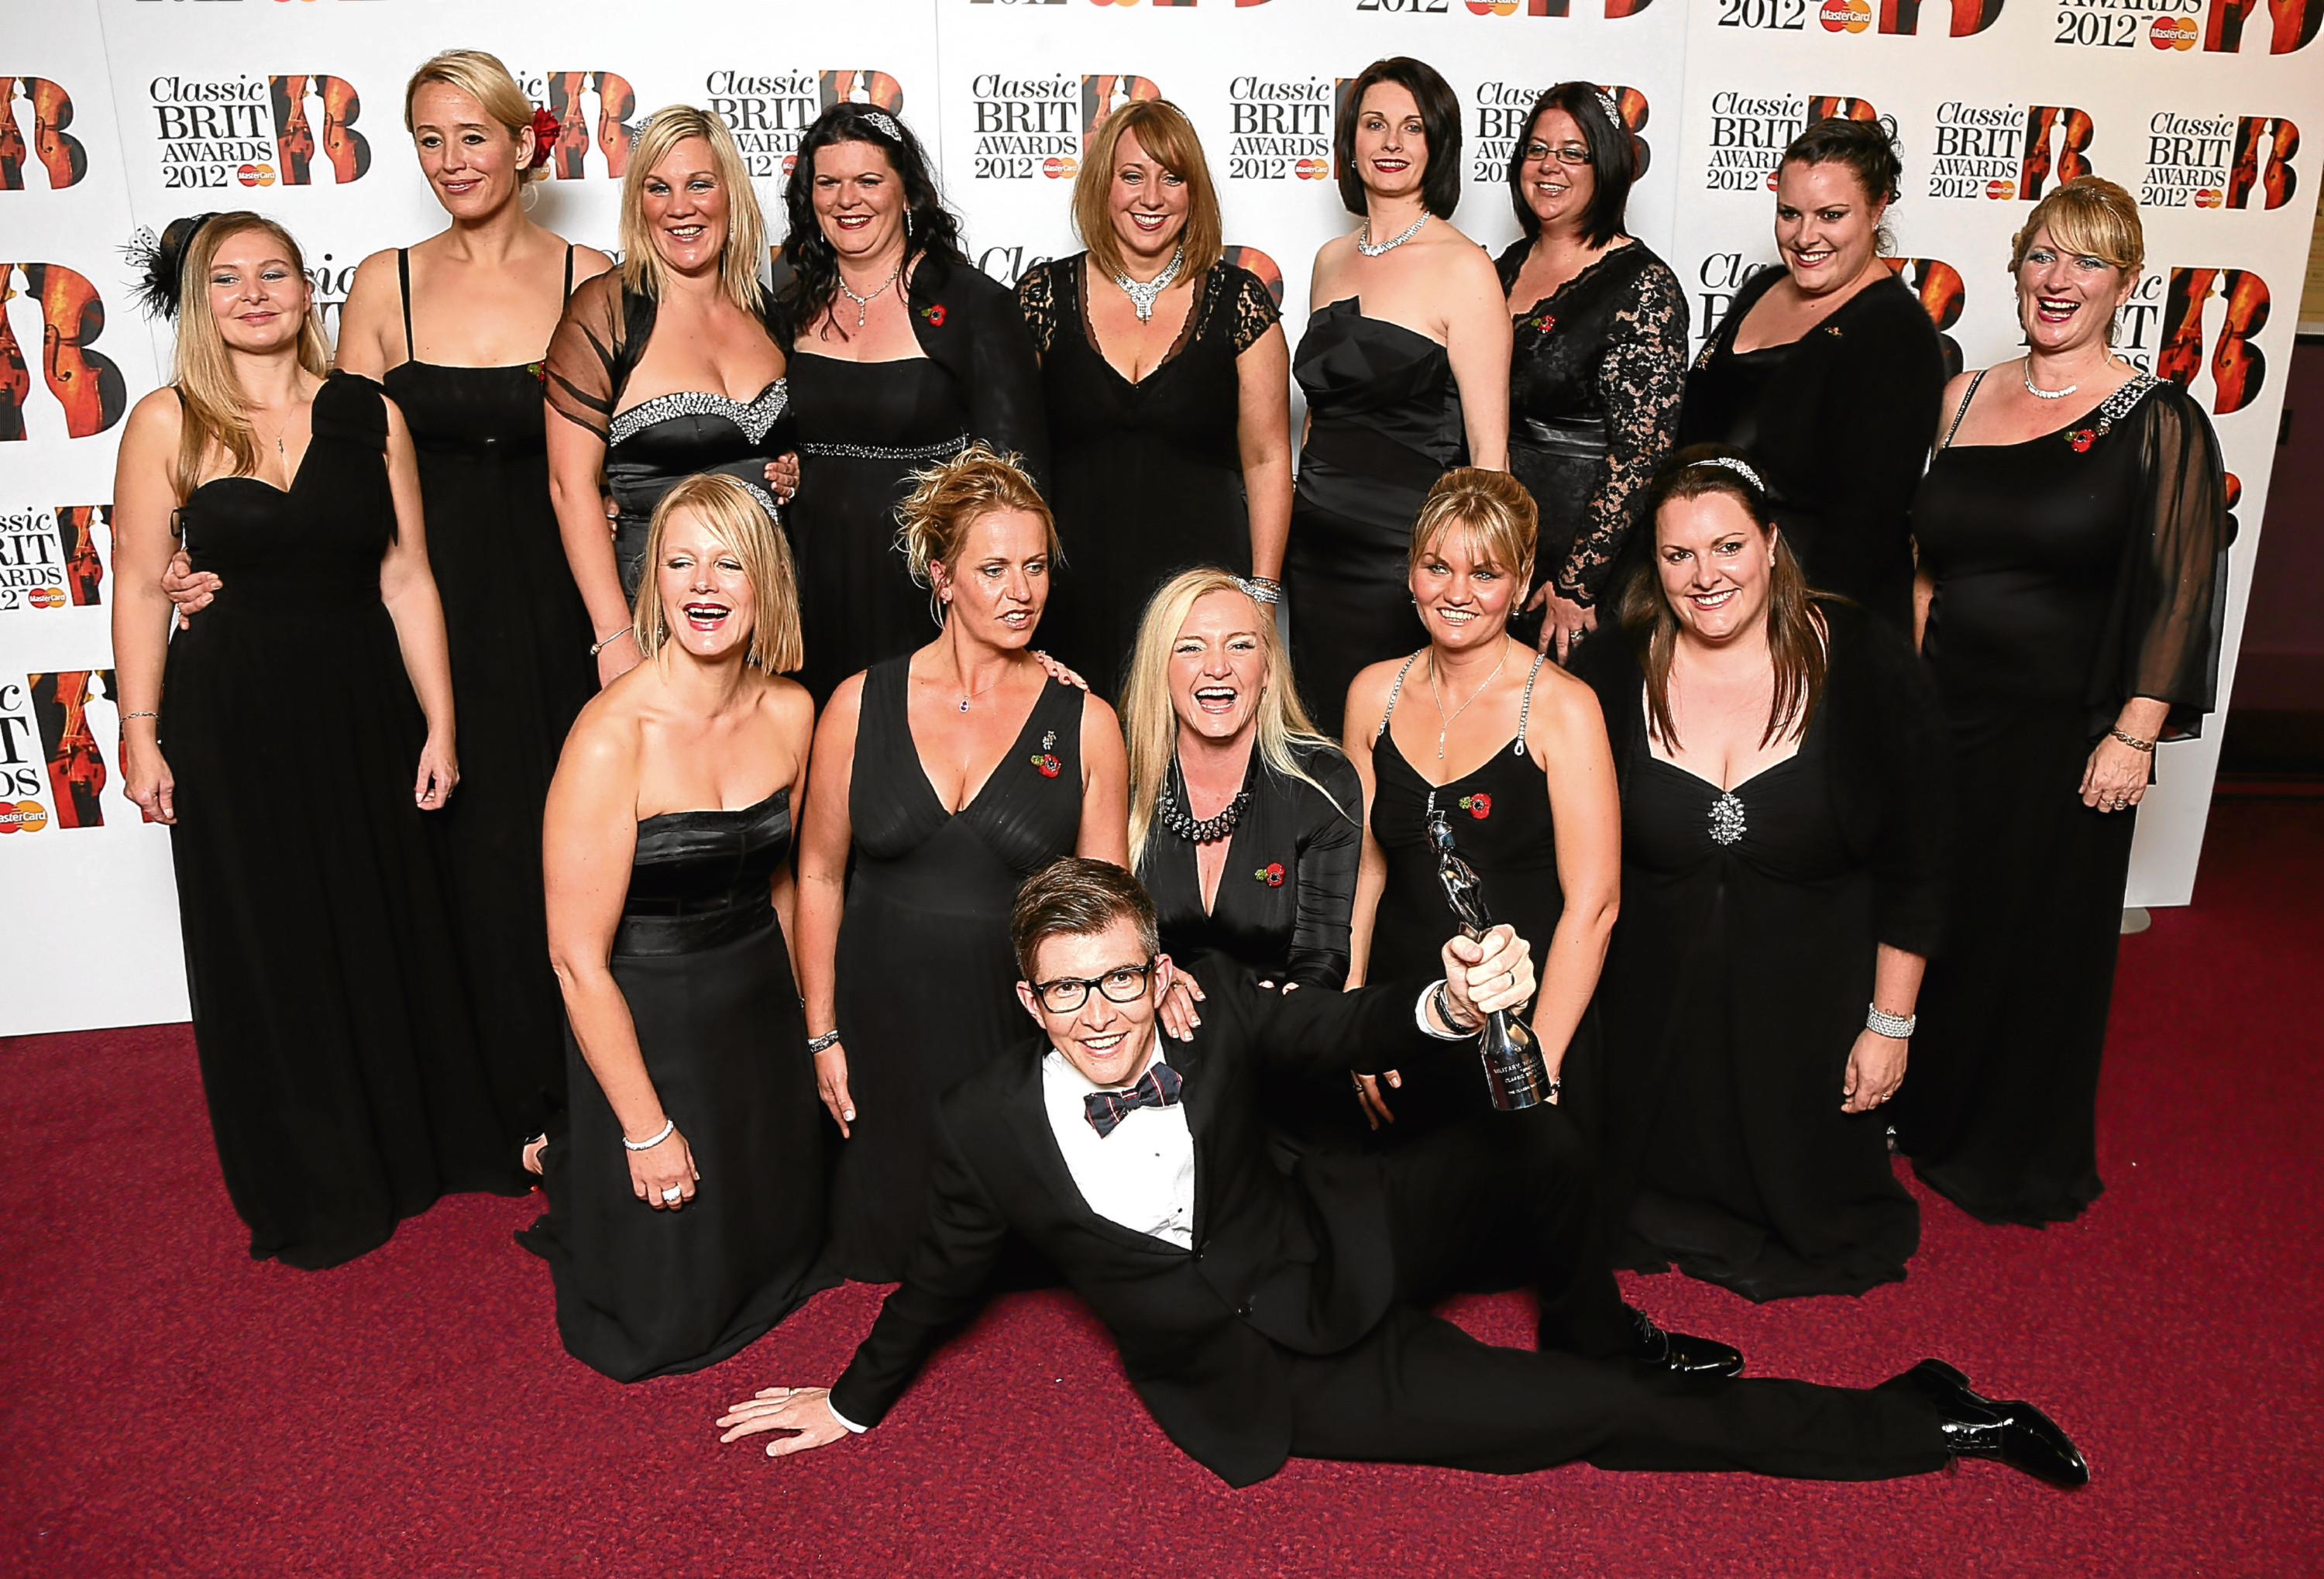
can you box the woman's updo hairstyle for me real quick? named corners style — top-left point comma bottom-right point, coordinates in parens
top-left (895, 442), bottom-right (1061, 621)
top-left (1409, 466), bottom-right (1538, 583)
top-left (1783, 116), bottom-right (1903, 251)
top-left (403, 50), bottom-right (550, 185)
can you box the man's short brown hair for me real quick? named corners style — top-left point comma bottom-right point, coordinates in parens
top-left (1010, 858), bottom-right (1159, 982)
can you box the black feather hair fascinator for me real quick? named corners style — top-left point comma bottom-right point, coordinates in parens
top-left (124, 212), bottom-right (218, 321)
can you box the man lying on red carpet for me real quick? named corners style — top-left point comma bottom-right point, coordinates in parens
top-left (718, 858), bottom-right (2086, 1490)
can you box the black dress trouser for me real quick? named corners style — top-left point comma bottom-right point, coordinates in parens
top-left (1283, 1103), bottom-right (1950, 1481)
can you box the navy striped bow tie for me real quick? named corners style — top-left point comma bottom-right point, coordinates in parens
top-left (1084, 1062), bottom-right (1183, 1138)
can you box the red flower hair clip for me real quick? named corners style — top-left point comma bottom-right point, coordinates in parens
top-left (1459, 793), bottom-right (1491, 820)
top-left (1254, 862), bottom-right (1286, 887)
top-left (919, 303), bottom-right (947, 328)
top-left (527, 108), bottom-right (561, 170)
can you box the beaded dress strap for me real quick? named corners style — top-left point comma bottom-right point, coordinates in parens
top-left (1514, 651), bottom-right (1549, 755)
top-left (1374, 652), bottom-right (1422, 743)
top-left (1938, 368), bottom-right (1987, 452)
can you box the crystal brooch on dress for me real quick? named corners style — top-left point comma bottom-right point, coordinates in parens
top-left (1709, 790), bottom-right (1747, 847)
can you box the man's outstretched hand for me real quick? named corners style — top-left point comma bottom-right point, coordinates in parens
top-left (717, 1386), bottom-right (853, 1458)
top-left (1439, 924), bottom-right (1535, 1030)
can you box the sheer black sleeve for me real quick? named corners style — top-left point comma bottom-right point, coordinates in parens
top-left (2095, 384), bottom-right (2228, 739)
top-left (1226, 265), bottom-right (1281, 356)
top-left (541, 270), bottom-right (631, 440)
top-left (1282, 747), bottom-right (1362, 989)
top-left (1835, 608), bottom-right (1955, 958)
top-left (1563, 256), bottom-right (1686, 607)
top-left (1016, 259), bottom-right (1061, 359)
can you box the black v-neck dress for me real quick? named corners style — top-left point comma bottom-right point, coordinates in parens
top-left (163, 372), bottom-right (517, 1268)
top-left (825, 658), bottom-right (1089, 1281)
top-left (1018, 256), bottom-right (1281, 697)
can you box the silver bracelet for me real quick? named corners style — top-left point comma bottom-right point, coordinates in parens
top-left (1431, 979), bottom-right (1479, 1037)
top-left (122, 710), bottom-right (159, 721)
top-left (806, 1030), bottom-right (842, 1055)
top-left (622, 1117), bottom-right (676, 1151)
top-left (1865, 1005), bottom-right (1917, 1039)
top-left (590, 624), bottom-right (633, 657)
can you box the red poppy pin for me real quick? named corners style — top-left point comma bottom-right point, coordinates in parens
top-left (525, 360), bottom-right (546, 385)
top-left (2067, 428), bottom-right (2097, 453)
top-left (527, 108), bottom-right (561, 170)
top-left (1031, 752), bottom-right (1061, 778)
top-left (1459, 793), bottom-right (1492, 820)
top-left (920, 303), bottom-right (947, 328)
top-left (1254, 862), bottom-right (1286, 887)
top-left (1521, 310), bottom-right (1557, 336)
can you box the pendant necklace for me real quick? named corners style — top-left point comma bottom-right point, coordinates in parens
top-left (837, 256), bottom-right (904, 330)
top-left (954, 660), bottom-right (1012, 713)
top-left (2022, 356), bottom-right (2078, 401)
top-left (1113, 243), bottom-right (1184, 324)
top-left (1356, 214), bottom-right (1428, 258)
top-left (1426, 642), bottom-right (1508, 761)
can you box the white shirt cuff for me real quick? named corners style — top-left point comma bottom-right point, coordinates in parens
top-left (1415, 980), bottom-right (1470, 1041)
top-left (827, 1397), bottom-right (868, 1434)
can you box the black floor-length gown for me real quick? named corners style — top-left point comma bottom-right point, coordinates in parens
top-left (1677, 267), bottom-right (1943, 629)
top-left (825, 659), bottom-right (1088, 1282)
top-left (543, 271), bottom-right (795, 600)
top-left (519, 789), bottom-right (827, 1381)
top-left (1497, 240), bottom-right (1684, 620)
top-left (1285, 299), bottom-right (1465, 736)
top-left (1018, 256), bottom-right (1281, 697)
top-left (163, 372), bottom-right (517, 1269)
top-left (1895, 372), bottom-right (2227, 1226)
top-left (384, 249), bottom-right (595, 1143)
top-left (1363, 652), bottom-right (1577, 1138)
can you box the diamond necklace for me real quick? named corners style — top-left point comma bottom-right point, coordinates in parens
top-left (2021, 356), bottom-right (2078, 401)
top-left (837, 255), bottom-right (904, 330)
top-left (1356, 214), bottom-right (1428, 258)
top-left (1157, 757), bottom-right (1250, 845)
top-left (1112, 243), bottom-right (1184, 324)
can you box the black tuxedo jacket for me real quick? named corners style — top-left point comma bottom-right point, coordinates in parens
top-left (828, 960), bottom-right (1445, 1486)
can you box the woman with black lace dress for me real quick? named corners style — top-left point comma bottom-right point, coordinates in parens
top-left (1017, 99), bottom-right (1292, 699)
top-left (1495, 83), bottom-right (1685, 664)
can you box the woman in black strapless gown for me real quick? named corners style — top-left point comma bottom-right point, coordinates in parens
top-left (1290, 59), bottom-right (1511, 736)
top-left (545, 106), bottom-right (796, 683)
top-left (775, 105), bottom-right (1048, 703)
top-left (528, 473), bottom-right (827, 1380)
top-left (113, 214), bottom-right (511, 1268)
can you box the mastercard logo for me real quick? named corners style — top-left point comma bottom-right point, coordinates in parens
top-left (2150, 15), bottom-right (2197, 48)
top-left (2195, 187), bottom-right (2223, 207)
top-left (238, 163), bottom-right (276, 187)
top-left (1765, 171), bottom-right (1780, 191)
top-left (0, 800), bottom-right (48, 834)
top-left (1466, 0), bottom-right (1519, 13)
top-left (1820, 0), bottom-right (1871, 32)
top-left (27, 585), bottom-right (65, 609)
top-left (1043, 155), bottom-right (1078, 180)
top-left (1986, 177), bottom-right (2016, 199)
top-left (1294, 157), bottom-right (1329, 181)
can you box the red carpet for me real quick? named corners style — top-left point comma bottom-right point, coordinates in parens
top-left (5, 800), bottom-right (2320, 1578)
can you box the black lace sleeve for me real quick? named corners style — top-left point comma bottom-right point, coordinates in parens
top-left (542, 270), bottom-right (630, 440)
top-left (2095, 384), bottom-right (2228, 738)
top-left (1226, 264), bottom-right (1281, 356)
top-left (1016, 259), bottom-right (1060, 359)
top-left (1562, 256), bottom-right (1686, 607)
top-left (1282, 746), bottom-right (1362, 989)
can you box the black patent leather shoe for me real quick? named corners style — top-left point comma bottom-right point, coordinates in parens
top-left (1906, 1359), bottom-right (2089, 1488)
top-left (1628, 1305), bottom-right (1744, 1378)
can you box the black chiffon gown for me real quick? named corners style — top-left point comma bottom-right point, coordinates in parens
top-left (1017, 256), bottom-right (1281, 697)
top-left (1285, 299), bottom-right (1465, 736)
top-left (519, 789), bottom-right (827, 1381)
top-left (542, 271), bottom-right (795, 600)
top-left (1895, 373), bottom-right (2227, 1226)
top-left (1583, 604), bottom-right (1951, 1299)
top-left (826, 660), bottom-right (1088, 1281)
top-left (163, 373), bottom-right (518, 1268)
top-left (1363, 652), bottom-right (1579, 1138)
top-left (383, 249), bottom-right (596, 1144)
top-left (1497, 240), bottom-right (1685, 619)
top-left (1678, 267), bottom-right (1944, 629)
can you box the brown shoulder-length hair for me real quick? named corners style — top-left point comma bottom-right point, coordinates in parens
top-left (1621, 444), bottom-right (1827, 751)
top-left (1074, 99), bottom-right (1223, 284)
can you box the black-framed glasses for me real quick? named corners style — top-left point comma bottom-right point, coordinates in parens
top-left (1523, 141), bottom-right (1592, 167)
top-left (1032, 959), bottom-right (1157, 1014)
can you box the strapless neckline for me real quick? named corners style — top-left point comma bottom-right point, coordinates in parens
top-left (608, 380), bottom-right (789, 447)
top-left (1306, 295), bottom-right (1444, 350)
top-left (638, 784), bottom-right (788, 828)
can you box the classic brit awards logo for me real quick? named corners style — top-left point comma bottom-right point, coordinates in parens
top-left (0, 264), bottom-right (125, 441)
top-left (1926, 101), bottom-right (2096, 201)
top-left (1703, 93), bottom-right (1883, 192)
top-left (703, 71), bottom-right (903, 180)
top-left (969, 74), bottom-right (1160, 181)
top-left (2155, 266), bottom-right (2269, 414)
top-left (2202, 0), bottom-right (2321, 53)
top-left (1, 76), bottom-right (89, 190)
top-left (0, 504), bottom-right (106, 615)
top-left (1226, 76), bottom-right (1330, 183)
top-left (2143, 112), bottom-right (2300, 211)
top-left (145, 73), bottom-right (370, 191)
top-left (1712, 0), bottom-right (2002, 35)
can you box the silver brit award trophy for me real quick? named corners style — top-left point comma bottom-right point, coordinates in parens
top-left (1428, 811), bottom-right (1554, 1111)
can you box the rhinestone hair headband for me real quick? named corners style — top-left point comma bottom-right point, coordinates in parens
top-left (1593, 87), bottom-right (1621, 128)
top-left (1689, 456), bottom-right (1765, 491)
top-left (854, 109), bottom-right (902, 141)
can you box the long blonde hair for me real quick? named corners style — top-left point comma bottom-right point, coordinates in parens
top-left (619, 105), bottom-right (766, 313)
top-left (168, 212), bottom-right (332, 500)
top-left (632, 473), bottom-right (803, 674)
top-left (1121, 567), bottom-right (1350, 869)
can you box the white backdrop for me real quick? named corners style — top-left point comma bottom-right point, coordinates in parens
top-left (3, 0), bottom-right (2316, 1037)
